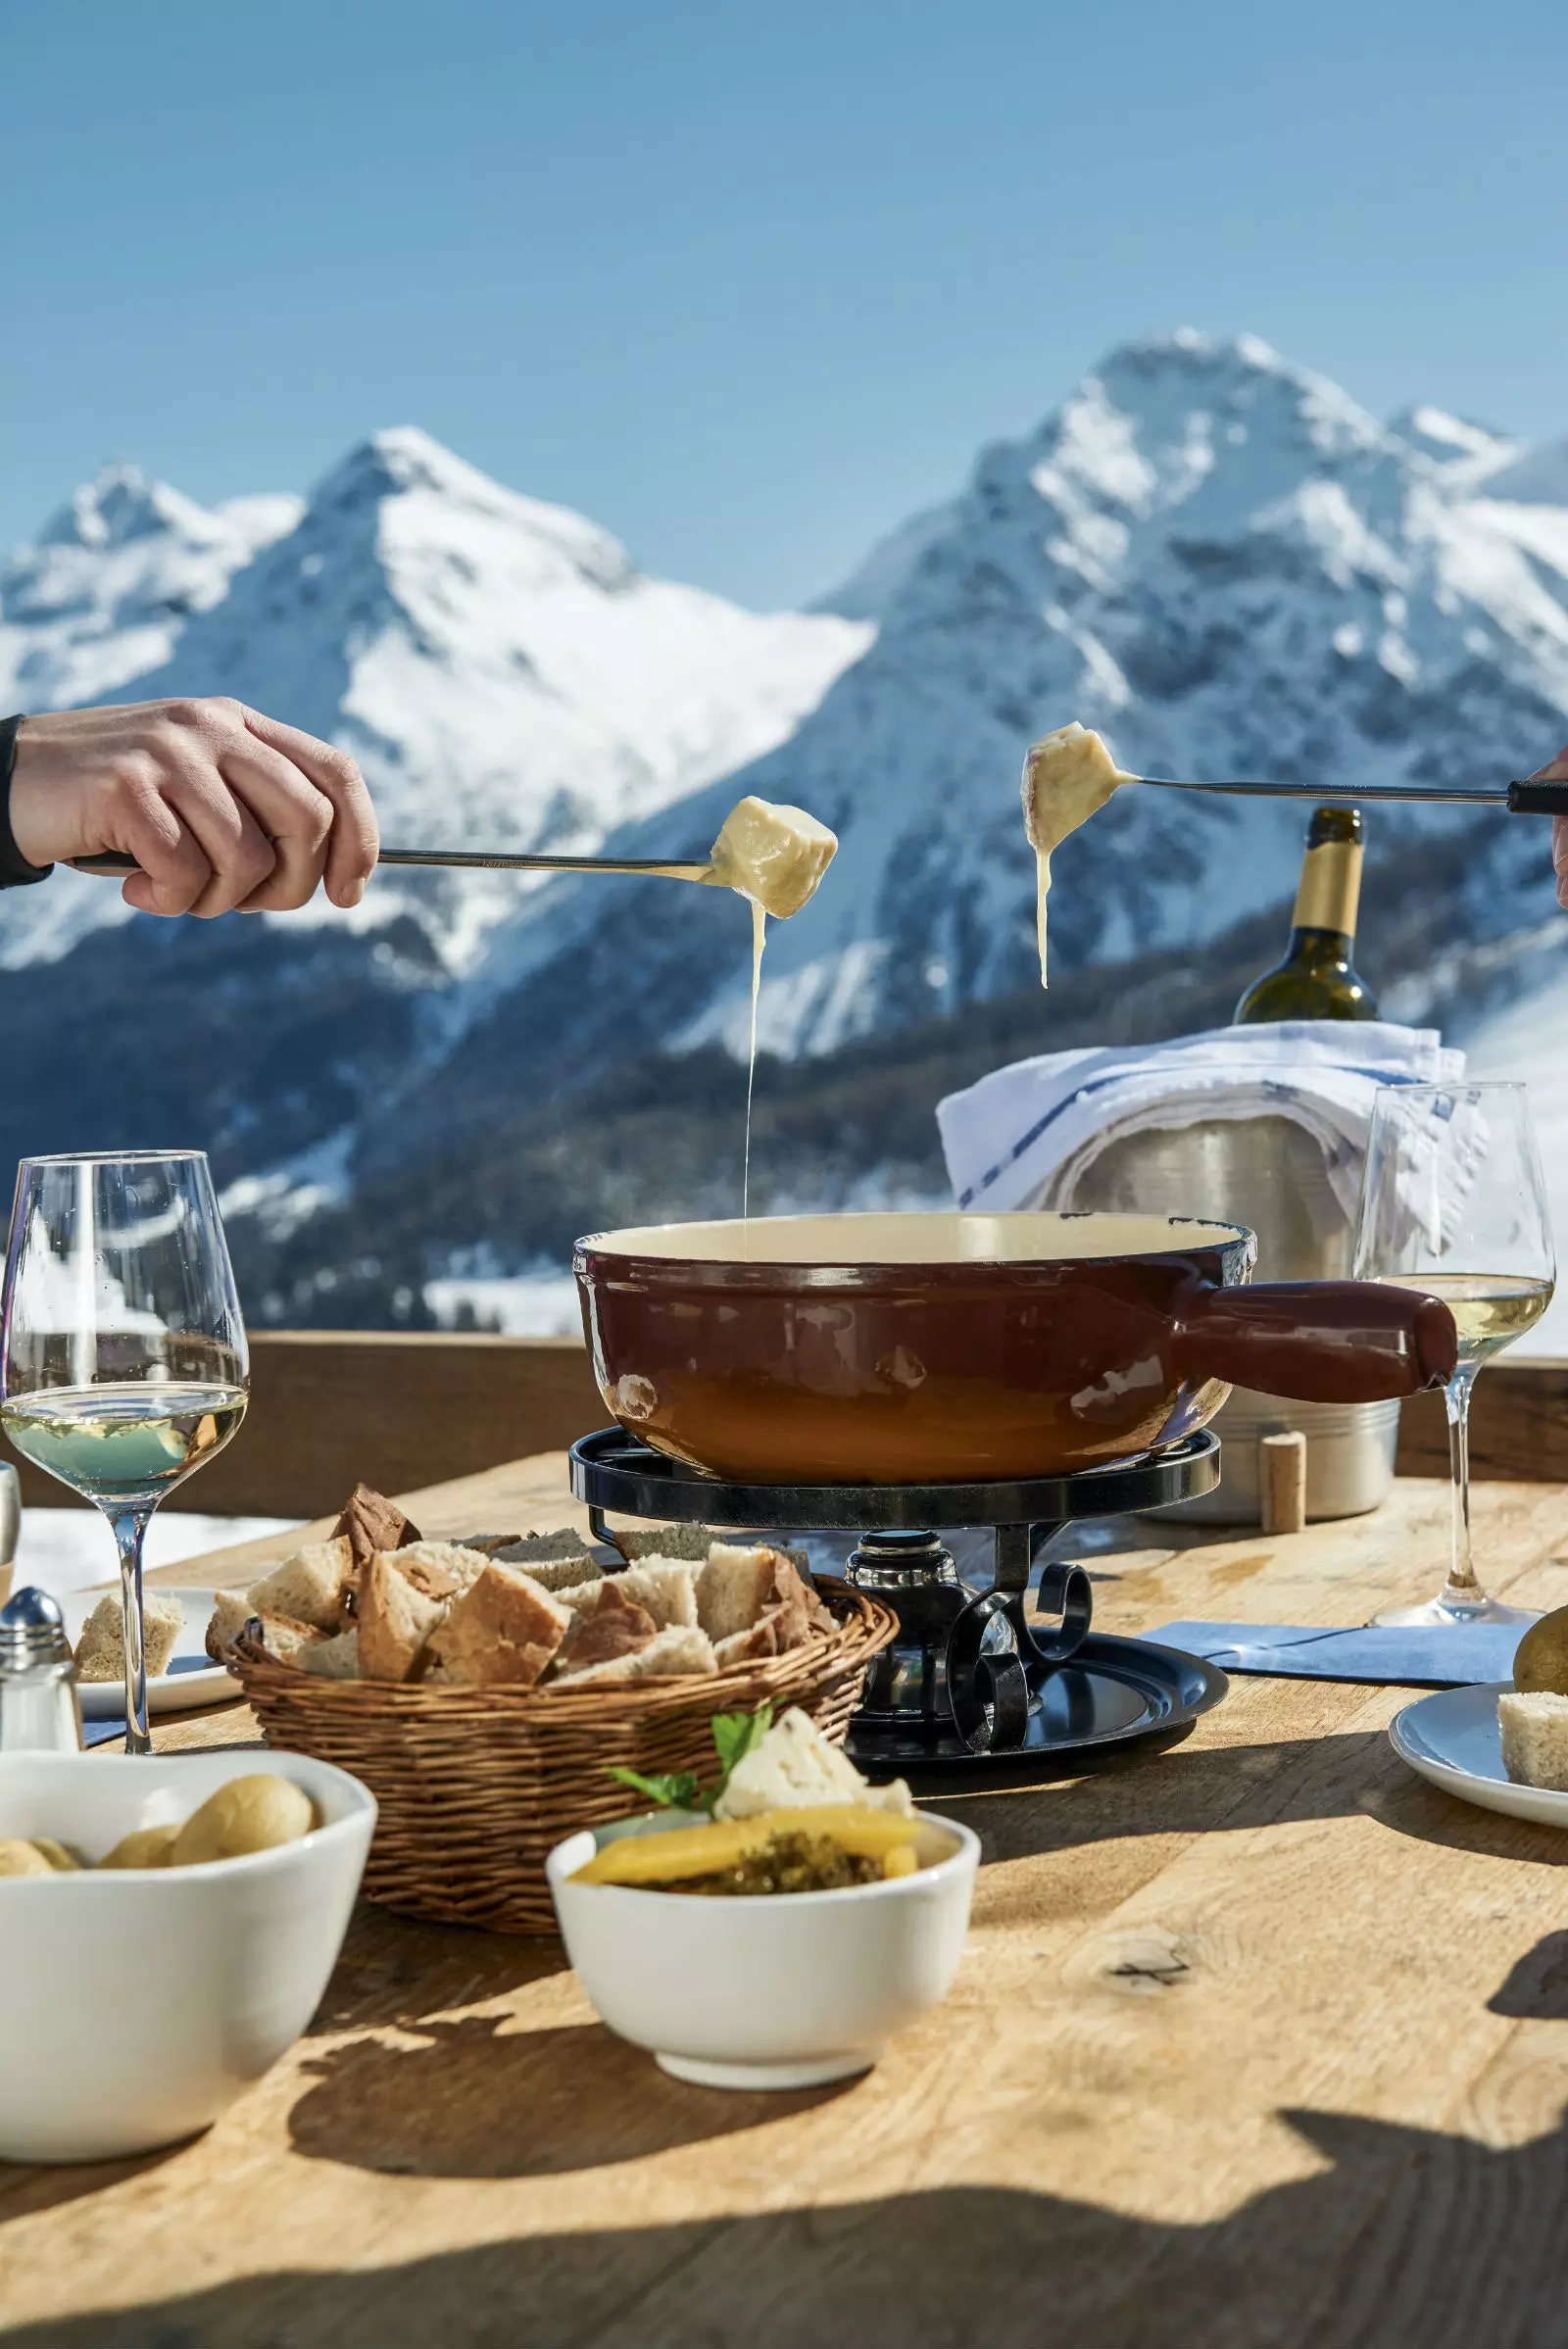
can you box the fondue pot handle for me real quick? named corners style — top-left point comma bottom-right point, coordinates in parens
top-left (1175, 1281), bottom-right (1457, 1402)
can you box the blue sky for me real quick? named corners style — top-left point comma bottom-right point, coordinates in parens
top-left (5, 0), bottom-right (1567, 609)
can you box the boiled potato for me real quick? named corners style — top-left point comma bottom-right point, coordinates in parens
top-left (28, 1837), bottom-right (82, 1872)
top-left (99, 1823), bottom-right (179, 1871)
top-left (1514, 1606), bottom-right (1568, 1695)
top-left (0, 1837), bottom-right (53, 1878)
top-left (169, 1773), bottom-right (315, 1867)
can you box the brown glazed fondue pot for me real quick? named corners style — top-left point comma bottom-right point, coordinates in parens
top-left (573, 1211), bottom-right (1457, 1485)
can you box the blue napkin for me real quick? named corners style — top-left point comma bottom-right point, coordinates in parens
top-left (1146, 1618), bottom-right (1526, 1688)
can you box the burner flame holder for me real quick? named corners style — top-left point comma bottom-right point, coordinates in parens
top-left (570, 1427), bottom-right (1221, 1756)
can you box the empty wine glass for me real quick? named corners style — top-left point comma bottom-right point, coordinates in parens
top-left (1353, 1082), bottom-right (1554, 1627)
top-left (0, 1152), bottom-right (249, 1752)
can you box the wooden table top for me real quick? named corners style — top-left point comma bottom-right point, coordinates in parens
top-left (7, 1464), bottom-right (1568, 2348)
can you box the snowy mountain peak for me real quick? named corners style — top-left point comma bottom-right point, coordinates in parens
top-left (0, 464), bottom-right (302, 720)
top-left (322, 427), bottom-right (634, 589)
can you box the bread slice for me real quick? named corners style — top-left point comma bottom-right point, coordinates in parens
top-left (695, 1544), bottom-right (830, 1646)
top-left (358, 1551), bottom-right (451, 1683)
top-left (595, 1561), bottom-right (698, 1628)
top-left (206, 1590), bottom-right (324, 1667)
top-left (498, 1550), bottom-right (602, 1593)
top-left (492, 1528), bottom-right (595, 1566)
top-left (247, 1536), bottom-right (354, 1633)
top-left (694, 1544), bottom-right (779, 1642)
top-left (613, 1522), bottom-right (714, 1563)
top-left (615, 1522), bottom-right (810, 1575)
top-left (713, 1610), bottom-right (787, 1669)
top-left (560, 1622), bottom-right (717, 1687)
top-left (75, 1590), bottom-right (184, 1682)
top-left (302, 1627), bottom-right (361, 1679)
top-left (257, 1614), bottom-right (328, 1669)
top-left (427, 1563), bottom-right (572, 1688)
top-left (206, 1587), bottom-right (259, 1658)
top-left (1499, 1690), bottom-right (1568, 1788)
top-left (334, 1483), bottom-right (421, 1573)
top-left (559, 1580), bottom-right (658, 1675)
top-left (376, 1542), bottom-right (488, 1601)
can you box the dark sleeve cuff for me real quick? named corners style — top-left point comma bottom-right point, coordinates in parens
top-left (0, 716), bottom-right (53, 889)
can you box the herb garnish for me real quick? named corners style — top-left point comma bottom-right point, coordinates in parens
top-left (609, 1699), bottom-right (774, 1815)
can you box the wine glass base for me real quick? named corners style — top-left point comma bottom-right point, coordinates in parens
top-left (1369, 1596), bottom-right (1541, 1630)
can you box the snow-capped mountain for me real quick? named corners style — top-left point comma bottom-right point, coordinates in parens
top-left (0, 428), bottom-right (870, 968)
top-left (442, 329), bottom-right (1568, 1078)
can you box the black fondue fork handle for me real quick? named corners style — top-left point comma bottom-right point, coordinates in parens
top-left (1506, 780), bottom-right (1568, 814)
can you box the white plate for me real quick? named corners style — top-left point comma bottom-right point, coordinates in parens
top-left (61, 1587), bottom-right (238, 1719)
top-left (1389, 1681), bottom-right (1568, 1827)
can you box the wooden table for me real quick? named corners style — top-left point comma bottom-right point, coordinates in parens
top-left (7, 1465), bottom-right (1568, 2347)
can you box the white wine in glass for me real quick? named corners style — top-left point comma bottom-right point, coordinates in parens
top-left (0, 1151), bottom-right (249, 1752)
top-left (1354, 1083), bottom-right (1554, 1627)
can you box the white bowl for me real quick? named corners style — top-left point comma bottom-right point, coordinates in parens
top-left (0, 1749), bottom-right (375, 2163)
top-left (547, 1809), bottom-right (979, 2090)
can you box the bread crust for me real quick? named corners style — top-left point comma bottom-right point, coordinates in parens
top-left (427, 1563), bottom-right (573, 1688)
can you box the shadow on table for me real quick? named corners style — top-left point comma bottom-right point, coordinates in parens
top-left (923, 1729), bottom-right (1395, 1864)
top-left (288, 2015), bottom-right (850, 2176)
top-left (10, 2106), bottom-right (1568, 2349)
top-left (927, 1728), bottom-right (1568, 1877)
top-left (1490, 1932), bottom-right (1568, 2018)
top-left (302, 1906), bottom-right (570, 2037)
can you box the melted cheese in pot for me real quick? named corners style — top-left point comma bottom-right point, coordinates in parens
top-left (1020, 722), bottom-right (1135, 985)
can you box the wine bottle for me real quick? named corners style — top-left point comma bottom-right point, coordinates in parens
top-left (1233, 806), bottom-right (1378, 1023)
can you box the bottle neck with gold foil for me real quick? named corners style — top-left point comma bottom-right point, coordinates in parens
top-left (1291, 809), bottom-right (1363, 941)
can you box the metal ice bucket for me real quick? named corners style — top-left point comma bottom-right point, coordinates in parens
top-left (1042, 1116), bottom-right (1396, 1522)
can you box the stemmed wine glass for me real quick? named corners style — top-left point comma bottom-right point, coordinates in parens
top-left (1353, 1082), bottom-right (1554, 1627)
top-left (0, 1152), bottom-right (249, 1752)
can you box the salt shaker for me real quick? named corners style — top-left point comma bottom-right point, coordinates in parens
top-left (0, 1588), bottom-right (84, 1753)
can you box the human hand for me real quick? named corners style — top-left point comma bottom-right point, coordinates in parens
top-left (8, 699), bottom-right (378, 916)
top-left (1541, 748), bottom-right (1568, 910)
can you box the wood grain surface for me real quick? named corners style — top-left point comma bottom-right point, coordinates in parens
top-left (8, 1465), bottom-right (1568, 2348)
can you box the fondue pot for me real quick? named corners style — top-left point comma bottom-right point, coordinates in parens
top-left (573, 1211), bottom-right (1457, 1485)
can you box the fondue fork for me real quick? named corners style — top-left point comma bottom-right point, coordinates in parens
top-left (70, 848), bottom-right (713, 879)
top-left (1134, 775), bottom-right (1568, 812)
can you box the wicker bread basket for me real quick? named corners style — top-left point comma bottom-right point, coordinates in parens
top-left (229, 1576), bottom-right (897, 1934)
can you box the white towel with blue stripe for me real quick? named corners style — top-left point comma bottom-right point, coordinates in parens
top-left (937, 1020), bottom-right (1465, 1219)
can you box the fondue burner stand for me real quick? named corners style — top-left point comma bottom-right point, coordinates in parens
top-left (568, 1427), bottom-right (1228, 1786)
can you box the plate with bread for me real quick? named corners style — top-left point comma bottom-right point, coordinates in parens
top-left (1390, 1604), bottom-right (1568, 1826)
top-left (62, 1587), bottom-right (238, 1720)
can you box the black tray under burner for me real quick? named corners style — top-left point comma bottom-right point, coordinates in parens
top-left (568, 1426), bottom-right (1227, 1784)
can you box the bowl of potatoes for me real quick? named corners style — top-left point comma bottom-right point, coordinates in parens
top-left (0, 1749), bottom-right (375, 2163)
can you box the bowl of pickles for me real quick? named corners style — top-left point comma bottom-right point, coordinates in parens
top-left (547, 1706), bottom-right (978, 2089)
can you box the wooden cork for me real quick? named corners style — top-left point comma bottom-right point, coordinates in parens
top-left (1259, 1430), bottom-right (1307, 1535)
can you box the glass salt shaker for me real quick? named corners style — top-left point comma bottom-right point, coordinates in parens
top-left (0, 1588), bottom-right (84, 1753)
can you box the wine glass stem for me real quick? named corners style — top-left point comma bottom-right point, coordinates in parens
top-left (109, 1505), bottom-right (154, 1755)
top-left (1440, 1370), bottom-right (1482, 1610)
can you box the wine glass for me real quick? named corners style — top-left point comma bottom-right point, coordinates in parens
top-left (0, 1152), bottom-right (249, 1752)
top-left (1353, 1082), bottom-right (1554, 1627)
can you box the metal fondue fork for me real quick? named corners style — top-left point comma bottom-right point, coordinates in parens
top-left (70, 848), bottom-right (713, 878)
top-left (1134, 775), bottom-right (1568, 811)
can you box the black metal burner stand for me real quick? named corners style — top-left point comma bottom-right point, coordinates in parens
top-left (568, 1427), bottom-right (1229, 1786)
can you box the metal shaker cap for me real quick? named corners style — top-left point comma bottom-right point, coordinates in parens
top-left (0, 1587), bottom-right (74, 1670)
